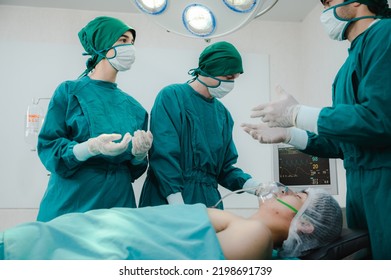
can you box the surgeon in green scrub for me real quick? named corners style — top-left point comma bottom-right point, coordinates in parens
top-left (37, 16), bottom-right (153, 222)
top-left (139, 41), bottom-right (260, 209)
top-left (242, 0), bottom-right (391, 259)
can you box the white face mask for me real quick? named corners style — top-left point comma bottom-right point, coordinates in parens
top-left (108, 44), bottom-right (136, 71)
top-left (209, 80), bottom-right (235, 99)
top-left (320, 7), bottom-right (350, 41)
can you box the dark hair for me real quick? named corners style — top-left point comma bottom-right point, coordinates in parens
top-left (344, 0), bottom-right (391, 17)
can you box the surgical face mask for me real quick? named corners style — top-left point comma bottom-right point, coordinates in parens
top-left (196, 72), bottom-right (236, 99)
top-left (107, 44), bottom-right (136, 71)
top-left (320, 6), bottom-right (351, 41)
top-left (209, 79), bottom-right (235, 99)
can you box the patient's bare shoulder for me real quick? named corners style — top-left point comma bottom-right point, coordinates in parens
top-left (207, 207), bottom-right (241, 233)
top-left (207, 208), bottom-right (273, 259)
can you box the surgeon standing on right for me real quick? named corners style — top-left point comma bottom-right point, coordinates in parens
top-left (242, 0), bottom-right (391, 259)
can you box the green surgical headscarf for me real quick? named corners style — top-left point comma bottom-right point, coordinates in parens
top-left (191, 41), bottom-right (243, 78)
top-left (78, 16), bottom-right (136, 77)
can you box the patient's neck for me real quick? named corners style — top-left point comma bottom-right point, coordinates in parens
top-left (249, 211), bottom-right (289, 247)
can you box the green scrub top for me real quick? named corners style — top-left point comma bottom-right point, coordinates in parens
top-left (1, 204), bottom-right (224, 260)
top-left (139, 83), bottom-right (251, 209)
top-left (303, 19), bottom-right (391, 259)
top-left (37, 76), bottom-right (148, 222)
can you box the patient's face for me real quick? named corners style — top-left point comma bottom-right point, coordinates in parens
top-left (259, 191), bottom-right (308, 222)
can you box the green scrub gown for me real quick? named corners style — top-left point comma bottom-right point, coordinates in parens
top-left (37, 76), bottom-right (148, 222)
top-left (139, 83), bottom-right (251, 209)
top-left (0, 204), bottom-right (224, 260)
top-left (302, 19), bottom-right (391, 259)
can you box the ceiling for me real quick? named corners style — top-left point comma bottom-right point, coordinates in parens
top-left (0, 0), bottom-right (319, 22)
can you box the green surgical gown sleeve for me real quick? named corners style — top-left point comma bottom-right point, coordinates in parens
top-left (302, 132), bottom-right (344, 159)
top-left (147, 86), bottom-right (184, 197)
top-left (217, 115), bottom-right (252, 190)
top-left (38, 82), bottom-right (85, 177)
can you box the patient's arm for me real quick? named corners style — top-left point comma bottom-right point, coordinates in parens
top-left (207, 208), bottom-right (273, 260)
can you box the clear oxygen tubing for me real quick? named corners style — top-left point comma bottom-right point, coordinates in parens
top-left (212, 181), bottom-right (289, 209)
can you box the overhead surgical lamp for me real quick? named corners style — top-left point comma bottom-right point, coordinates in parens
top-left (131, 0), bottom-right (279, 39)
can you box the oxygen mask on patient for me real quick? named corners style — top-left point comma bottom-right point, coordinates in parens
top-left (212, 181), bottom-right (297, 211)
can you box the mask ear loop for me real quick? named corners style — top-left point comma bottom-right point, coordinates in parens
top-left (79, 46), bottom-right (112, 77)
top-left (196, 70), bottom-right (222, 89)
top-left (187, 68), bottom-right (198, 83)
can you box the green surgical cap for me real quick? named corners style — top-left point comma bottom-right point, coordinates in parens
top-left (197, 41), bottom-right (243, 77)
top-left (78, 16), bottom-right (136, 76)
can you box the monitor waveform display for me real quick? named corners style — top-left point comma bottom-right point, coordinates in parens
top-left (278, 147), bottom-right (331, 186)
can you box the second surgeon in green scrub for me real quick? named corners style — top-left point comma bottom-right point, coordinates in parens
top-left (139, 41), bottom-right (259, 209)
top-left (242, 1), bottom-right (391, 259)
top-left (37, 16), bottom-right (153, 222)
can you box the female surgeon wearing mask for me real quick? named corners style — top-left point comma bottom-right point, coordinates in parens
top-left (36, 16), bottom-right (153, 222)
top-left (139, 41), bottom-right (260, 209)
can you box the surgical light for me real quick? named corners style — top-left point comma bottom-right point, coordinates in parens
top-left (134, 0), bottom-right (167, 14)
top-left (223, 0), bottom-right (256, 12)
top-left (183, 4), bottom-right (215, 37)
top-left (131, 0), bottom-right (279, 39)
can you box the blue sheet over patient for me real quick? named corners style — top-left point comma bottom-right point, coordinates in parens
top-left (1, 204), bottom-right (225, 260)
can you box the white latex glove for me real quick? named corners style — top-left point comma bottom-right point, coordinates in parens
top-left (242, 178), bottom-right (262, 195)
top-left (251, 85), bottom-right (301, 128)
top-left (131, 130), bottom-right (153, 161)
top-left (88, 133), bottom-right (132, 156)
top-left (241, 122), bottom-right (291, 144)
top-left (242, 122), bottom-right (309, 151)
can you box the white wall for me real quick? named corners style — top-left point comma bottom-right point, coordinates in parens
top-left (0, 4), bottom-right (349, 231)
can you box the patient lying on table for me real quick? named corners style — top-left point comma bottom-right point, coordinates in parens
top-left (0, 187), bottom-right (342, 260)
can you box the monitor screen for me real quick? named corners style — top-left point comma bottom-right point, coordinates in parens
top-left (273, 144), bottom-right (338, 195)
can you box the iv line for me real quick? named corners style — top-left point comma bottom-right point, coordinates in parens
top-left (32, 97), bottom-right (51, 105)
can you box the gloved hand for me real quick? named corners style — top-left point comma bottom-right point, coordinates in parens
top-left (241, 122), bottom-right (291, 144)
top-left (131, 130), bottom-right (153, 161)
top-left (242, 178), bottom-right (262, 195)
top-left (250, 85), bottom-right (301, 128)
top-left (88, 133), bottom-right (132, 156)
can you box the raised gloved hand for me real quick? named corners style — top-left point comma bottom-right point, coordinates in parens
top-left (250, 85), bottom-right (301, 128)
top-left (241, 122), bottom-right (290, 144)
top-left (88, 133), bottom-right (132, 156)
top-left (73, 133), bottom-right (131, 161)
top-left (131, 130), bottom-right (153, 161)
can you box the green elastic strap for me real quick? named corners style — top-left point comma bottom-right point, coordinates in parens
top-left (276, 198), bottom-right (299, 214)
